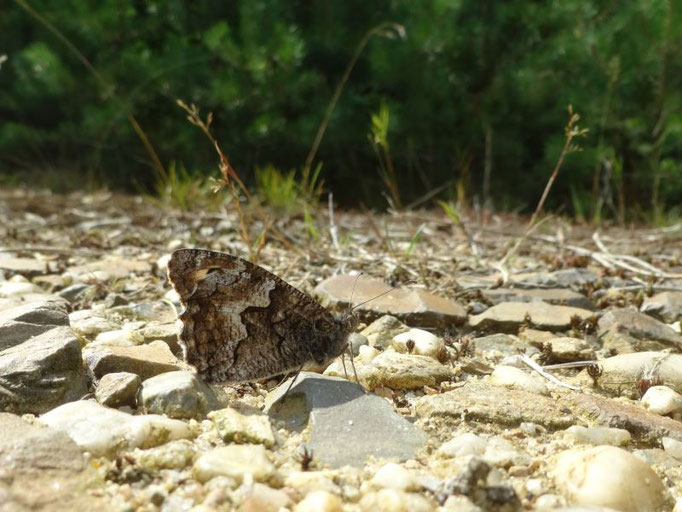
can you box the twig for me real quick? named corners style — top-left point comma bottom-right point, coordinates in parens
top-left (328, 193), bottom-right (340, 250)
top-left (518, 354), bottom-right (582, 391)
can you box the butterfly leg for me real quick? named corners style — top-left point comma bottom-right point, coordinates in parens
top-left (347, 341), bottom-right (362, 388)
top-left (340, 352), bottom-right (349, 379)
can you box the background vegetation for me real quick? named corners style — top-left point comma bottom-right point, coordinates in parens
top-left (1, 0), bottom-right (681, 220)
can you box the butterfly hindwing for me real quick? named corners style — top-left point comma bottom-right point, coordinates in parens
top-left (167, 248), bottom-right (349, 383)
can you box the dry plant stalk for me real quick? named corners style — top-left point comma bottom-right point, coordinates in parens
top-left (499, 105), bottom-right (589, 271)
top-left (177, 99), bottom-right (270, 262)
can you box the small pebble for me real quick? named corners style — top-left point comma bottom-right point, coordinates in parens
top-left (370, 462), bottom-right (417, 491)
top-left (490, 365), bottom-right (549, 395)
top-left (641, 385), bottom-right (682, 415)
top-left (294, 491), bottom-right (342, 512)
top-left (438, 433), bottom-right (487, 458)
top-left (563, 426), bottom-right (631, 447)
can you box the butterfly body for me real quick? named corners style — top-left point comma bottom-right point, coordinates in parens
top-left (167, 248), bottom-right (356, 383)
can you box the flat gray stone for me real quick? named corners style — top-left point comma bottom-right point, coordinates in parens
top-left (315, 274), bottom-right (466, 328)
top-left (0, 300), bottom-right (69, 351)
top-left (482, 287), bottom-right (595, 310)
top-left (0, 326), bottom-right (88, 414)
top-left (137, 370), bottom-right (221, 419)
top-left (598, 307), bottom-right (682, 352)
top-left (469, 302), bottom-right (594, 332)
top-left (471, 333), bottom-right (539, 359)
top-left (0, 412), bottom-right (108, 510)
top-left (516, 268), bottom-right (600, 288)
top-left (641, 291), bottom-right (682, 323)
top-left (265, 373), bottom-right (428, 467)
top-left (0, 257), bottom-right (56, 277)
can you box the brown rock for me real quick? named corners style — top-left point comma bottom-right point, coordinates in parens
top-left (598, 307), bottom-right (682, 352)
top-left (315, 274), bottom-right (466, 328)
top-left (469, 302), bottom-right (593, 332)
top-left (84, 340), bottom-right (184, 379)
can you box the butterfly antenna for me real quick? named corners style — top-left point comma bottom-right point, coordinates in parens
top-left (348, 272), bottom-right (363, 311)
top-left (351, 288), bottom-right (394, 311)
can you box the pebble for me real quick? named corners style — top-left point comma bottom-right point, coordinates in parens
top-left (490, 365), bottom-right (549, 395)
top-left (95, 371), bottom-right (141, 407)
top-left (393, 328), bottom-right (446, 360)
top-left (137, 370), bottom-right (221, 419)
top-left (469, 302), bottom-right (593, 332)
top-left (134, 439), bottom-right (197, 470)
top-left (438, 433), bottom-right (488, 458)
top-left (240, 483), bottom-right (293, 512)
top-left (326, 349), bottom-right (452, 390)
top-left (662, 437), bottom-right (682, 460)
top-left (563, 426), bottom-right (631, 447)
top-left (551, 445), bottom-right (669, 511)
top-left (361, 315), bottom-right (409, 347)
top-left (285, 471), bottom-right (340, 495)
top-left (598, 307), bottom-right (682, 352)
top-left (294, 490), bottom-right (343, 512)
top-left (192, 445), bottom-right (276, 484)
top-left (40, 400), bottom-right (193, 457)
top-left (641, 385), bottom-right (682, 415)
top-left (208, 407), bottom-right (275, 447)
top-left (358, 489), bottom-right (434, 512)
top-left (588, 352), bottom-right (682, 397)
top-left (370, 462), bottom-right (418, 491)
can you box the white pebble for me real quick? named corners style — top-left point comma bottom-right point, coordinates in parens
top-left (294, 491), bottom-right (342, 512)
top-left (392, 329), bottom-right (445, 359)
top-left (490, 365), bottom-right (549, 395)
top-left (563, 426), bottom-right (631, 446)
top-left (551, 446), bottom-right (668, 511)
top-left (662, 437), bottom-right (682, 460)
top-left (438, 433), bottom-right (487, 457)
top-left (370, 462), bottom-right (417, 491)
top-left (641, 385), bottom-right (682, 415)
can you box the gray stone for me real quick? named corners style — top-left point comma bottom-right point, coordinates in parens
top-left (106, 300), bottom-right (177, 323)
top-left (64, 258), bottom-right (151, 283)
top-left (315, 274), bottom-right (466, 328)
top-left (83, 340), bottom-right (183, 380)
top-left (137, 370), bottom-right (221, 419)
top-left (482, 287), bottom-right (595, 310)
top-left (361, 315), bottom-right (409, 347)
top-left (40, 400), bottom-right (194, 458)
top-left (0, 300), bottom-right (69, 351)
top-left (544, 336), bottom-right (596, 362)
top-left (471, 333), bottom-right (538, 359)
top-left (0, 257), bottom-right (56, 277)
top-left (0, 412), bottom-right (108, 510)
top-left (58, 283), bottom-right (93, 302)
top-left (641, 291), bottom-right (682, 323)
top-left (136, 321), bottom-right (182, 355)
top-left (469, 302), bottom-right (594, 332)
top-left (598, 307), bottom-right (682, 352)
top-left (517, 268), bottom-right (600, 288)
top-left (0, 326), bottom-right (88, 414)
top-left (265, 373), bottom-right (428, 467)
top-left (95, 371), bottom-right (141, 408)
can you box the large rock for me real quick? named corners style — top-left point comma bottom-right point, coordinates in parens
top-left (641, 291), bottom-right (682, 323)
top-left (482, 287), bottom-right (595, 310)
top-left (598, 307), bottom-right (682, 352)
top-left (265, 373), bottom-right (428, 467)
top-left (0, 299), bottom-right (69, 351)
top-left (0, 326), bottom-right (88, 414)
top-left (551, 446), bottom-right (670, 511)
top-left (315, 274), bottom-right (466, 328)
top-left (40, 400), bottom-right (194, 458)
top-left (0, 412), bottom-right (108, 510)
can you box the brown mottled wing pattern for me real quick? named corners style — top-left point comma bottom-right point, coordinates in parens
top-left (167, 248), bottom-right (350, 383)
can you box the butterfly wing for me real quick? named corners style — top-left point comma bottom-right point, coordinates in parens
top-left (167, 248), bottom-right (348, 383)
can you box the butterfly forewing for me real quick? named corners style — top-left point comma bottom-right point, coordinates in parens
top-left (167, 249), bottom-right (350, 383)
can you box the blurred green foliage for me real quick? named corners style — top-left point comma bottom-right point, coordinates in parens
top-left (1, 0), bottom-right (681, 218)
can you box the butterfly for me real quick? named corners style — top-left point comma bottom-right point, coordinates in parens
top-left (166, 248), bottom-right (358, 383)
